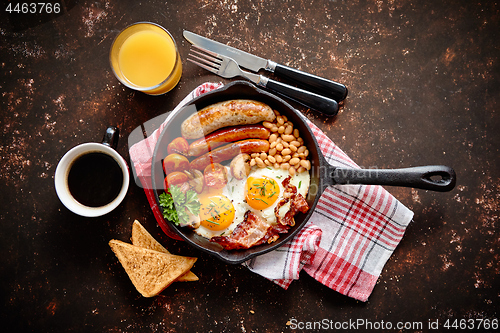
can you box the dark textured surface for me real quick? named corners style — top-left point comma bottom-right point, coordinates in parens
top-left (1, 0), bottom-right (498, 332)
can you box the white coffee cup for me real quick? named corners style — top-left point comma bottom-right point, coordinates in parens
top-left (54, 127), bottom-right (130, 217)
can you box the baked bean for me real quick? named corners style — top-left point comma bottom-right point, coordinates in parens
top-left (271, 126), bottom-right (279, 132)
top-left (269, 133), bottom-right (278, 142)
top-left (289, 145), bottom-right (297, 152)
top-left (297, 166), bottom-right (306, 173)
top-left (282, 141), bottom-right (289, 148)
top-left (280, 163), bottom-right (290, 170)
top-left (289, 157), bottom-right (300, 166)
top-left (297, 146), bottom-right (307, 154)
top-left (275, 155), bottom-right (283, 163)
top-left (263, 121), bottom-right (274, 129)
top-left (282, 134), bottom-right (295, 142)
top-left (255, 157), bottom-right (265, 168)
top-left (288, 167), bottom-right (296, 176)
top-left (300, 160), bottom-right (311, 170)
top-left (292, 152), bottom-right (299, 158)
top-left (281, 148), bottom-right (292, 156)
top-left (283, 155), bottom-right (291, 162)
top-left (293, 129), bottom-right (300, 138)
top-left (268, 155), bottom-right (276, 163)
top-left (250, 158), bottom-right (256, 167)
top-left (290, 140), bottom-right (301, 147)
top-left (276, 143), bottom-right (284, 151)
top-left (260, 152), bottom-right (267, 160)
top-left (270, 141), bottom-right (277, 149)
top-left (264, 159), bottom-right (271, 166)
top-left (269, 148), bottom-right (277, 156)
top-left (277, 116), bottom-right (285, 125)
top-left (285, 125), bottom-right (293, 135)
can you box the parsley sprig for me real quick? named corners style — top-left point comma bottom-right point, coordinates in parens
top-left (159, 185), bottom-right (201, 227)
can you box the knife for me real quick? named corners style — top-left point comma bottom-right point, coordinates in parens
top-left (183, 30), bottom-right (348, 102)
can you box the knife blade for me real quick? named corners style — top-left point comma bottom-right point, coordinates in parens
top-left (183, 30), bottom-right (348, 102)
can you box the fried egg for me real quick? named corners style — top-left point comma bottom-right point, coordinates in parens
top-left (193, 183), bottom-right (236, 239)
top-left (236, 166), bottom-right (309, 225)
top-left (192, 165), bottom-right (310, 240)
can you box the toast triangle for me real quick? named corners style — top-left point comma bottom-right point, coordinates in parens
top-left (131, 220), bottom-right (199, 282)
top-left (109, 239), bottom-right (196, 297)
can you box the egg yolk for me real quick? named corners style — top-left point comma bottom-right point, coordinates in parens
top-left (199, 195), bottom-right (235, 231)
top-left (245, 176), bottom-right (280, 210)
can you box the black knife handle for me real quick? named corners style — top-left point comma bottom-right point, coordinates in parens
top-left (274, 64), bottom-right (348, 102)
top-left (265, 78), bottom-right (339, 116)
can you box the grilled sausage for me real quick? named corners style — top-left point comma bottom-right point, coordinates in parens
top-left (190, 139), bottom-right (270, 170)
top-left (188, 125), bottom-right (270, 156)
top-left (181, 100), bottom-right (276, 139)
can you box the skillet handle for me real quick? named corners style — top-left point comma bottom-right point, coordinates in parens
top-left (331, 165), bottom-right (456, 192)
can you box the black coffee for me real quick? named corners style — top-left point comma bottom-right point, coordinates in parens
top-left (67, 152), bottom-right (123, 207)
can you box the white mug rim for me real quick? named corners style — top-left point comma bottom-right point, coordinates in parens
top-left (54, 142), bottom-right (130, 217)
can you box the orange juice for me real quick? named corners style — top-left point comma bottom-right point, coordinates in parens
top-left (110, 22), bottom-right (182, 95)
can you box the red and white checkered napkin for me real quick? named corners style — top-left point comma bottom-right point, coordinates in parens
top-left (129, 82), bottom-right (414, 302)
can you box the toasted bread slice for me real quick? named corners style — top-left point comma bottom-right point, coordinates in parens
top-left (109, 239), bottom-right (197, 297)
top-left (131, 220), bottom-right (199, 282)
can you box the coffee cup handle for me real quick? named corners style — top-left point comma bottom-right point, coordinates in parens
top-left (102, 126), bottom-right (119, 149)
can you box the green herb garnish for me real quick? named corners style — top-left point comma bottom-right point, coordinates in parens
top-left (159, 185), bottom-right (201, 227)
top-left (253, 198), bottom-right (269, 205)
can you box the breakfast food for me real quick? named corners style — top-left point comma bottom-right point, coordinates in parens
top-left (159, 99), bottom-right (311, 250)
top-left (131, 220), bottom-right (198, 282)
top-left (189, 139), bottom-right (270, 170)
top-left (109, 220), bottom-right (198, 297)
top-left (188, 124), bottom-right (270, 156)
top-left (167, 137), bottom-right (189, 155)
top-left (181, 99), bottom-right (276, 139)
top-left (109, 240), bottom-right (197, 297)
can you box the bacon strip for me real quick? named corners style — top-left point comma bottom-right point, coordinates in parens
top-left (210, 211), bottom-right (277, 250)
top-left (275, 176), bottom-right (310, 226)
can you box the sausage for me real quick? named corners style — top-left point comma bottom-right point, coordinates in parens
top-left (181, 100), bottom-right (276, 139)
top-left (190, 139), bottom-right (270, 170)
top-left (188, 125), bottom-right (270, 156)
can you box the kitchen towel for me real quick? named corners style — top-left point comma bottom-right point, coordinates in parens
top-left (129, 82), bottom-right (414, 302)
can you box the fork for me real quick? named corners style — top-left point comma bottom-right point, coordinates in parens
top-left (187, 46), bottom-right (339, 116)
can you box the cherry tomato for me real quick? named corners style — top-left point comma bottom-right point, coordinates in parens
top-left (162, 153), bottom-right (189, 175)
top-left (167, 137), bottom-right (189, 155)
top-left (164, 171), bottom-right (189, 191)
top-left (203, 163), bottom-right (228, 189)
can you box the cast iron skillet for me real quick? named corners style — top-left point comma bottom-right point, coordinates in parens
top-left (151, 81), bottom-right (456, 264)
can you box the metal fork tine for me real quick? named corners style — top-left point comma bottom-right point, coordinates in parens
top-left (188, 50), bottom-right (222, 67)
top-left (186, 58), bottom-right (219, 74)
top-left (189, 46), bottom-right (222, 64)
